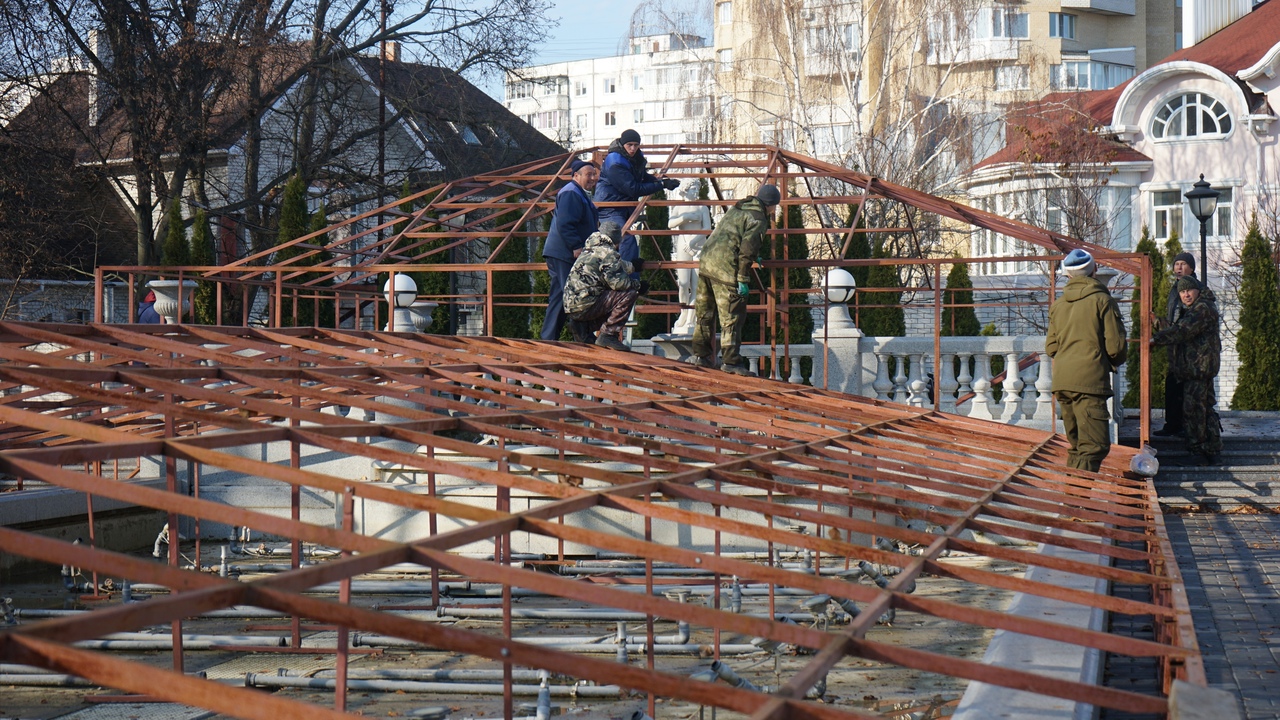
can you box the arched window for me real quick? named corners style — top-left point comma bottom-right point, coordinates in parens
top-left (1151, 93), bottom-right (1233, 139)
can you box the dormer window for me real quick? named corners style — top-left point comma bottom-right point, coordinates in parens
top-left (1151, 93), bottom-right (1233, 140)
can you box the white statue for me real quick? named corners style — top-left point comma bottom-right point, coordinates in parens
top-left (667, 180), bottom-right (713, 335)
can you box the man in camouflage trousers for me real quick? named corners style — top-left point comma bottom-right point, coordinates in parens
top-left (563, 221), bottom-right (648, 352)
top-left (1152, 276), bottom-right (1222, 465)
top-left (691, 184), bottom-right (780, 375)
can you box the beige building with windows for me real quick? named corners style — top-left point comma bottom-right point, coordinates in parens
top-left (712, 0), bottom-right (1179, 163)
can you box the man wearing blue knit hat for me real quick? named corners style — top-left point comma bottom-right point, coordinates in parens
top-left (1046, 249), bottom-right (1129, 472)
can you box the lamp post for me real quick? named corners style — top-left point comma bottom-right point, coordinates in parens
top-left (383, 273), bottom-right (418, 331)
top-left (822, 268), bottom-right (857, 332)
top-left (1184, 174), bottom-right (1220, 286)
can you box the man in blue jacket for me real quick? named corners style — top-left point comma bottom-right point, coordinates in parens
top-left (594, 129), bottom-right (679, 268)
top-left (541, 159), bottom-right (600, 341)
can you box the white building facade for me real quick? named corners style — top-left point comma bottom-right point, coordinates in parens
top-left (504, 34), bottom-right (716, 150)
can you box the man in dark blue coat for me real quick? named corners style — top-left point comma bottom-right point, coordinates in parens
top-left (594, 129), bottom-right (679, 269)
top-left (541, 158), bottom-right (600, 341)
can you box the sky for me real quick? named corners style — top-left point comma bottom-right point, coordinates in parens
top-left (477, 0), bottom-right (643, 99)
top-left (536, 0), bottom-right (645, 65)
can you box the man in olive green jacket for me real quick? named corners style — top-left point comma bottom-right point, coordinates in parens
top-left (691, 184), bottom-right (779, 375)
top-left (1046, 249), bottom-right (1128, 472)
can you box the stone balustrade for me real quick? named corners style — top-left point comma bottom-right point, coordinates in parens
top-left (646, 333), bottom-right (1119, 436)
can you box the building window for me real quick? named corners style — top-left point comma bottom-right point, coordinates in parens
top-left (604, 78), bottom-right (616, 94)
top-left (634, 108), bottom-right (644, 123)
top-left (574, 81), bottom-right (587, 96)
top-left (986, 7), bottom-right (1028, 38)
top-left (576, 114), bottom-right (587, 129)
top-left (717, 48), bottom-right (733, 71)
top-left (604, 111), bottom-right (617, 126)
top-left (1152, 190), bottom-right (1183, 240)
top-left (994, 65), bottom-right (1028, 91)
top-left (805, 23), bottom-right (861, 58)
top-left (1049, 12), bottom-right (1076, 39)
top-left (812, 124), bottom-right (852, 156)
top-left (718, 1), bottom-right (732, 24)
top-left (508, 82), bottom-right (531, 100)
top-left (1051, 61), bottom-right (1134, 90)
top-left (632, 74), bottom-right (642, 90)
top-left (1151, 93), bottom-right (1233, 140)
top-left (1212, 187), bottom-right (1234, 237)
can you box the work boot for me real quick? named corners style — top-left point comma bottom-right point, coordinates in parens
top-left (1195, 452), bottom-right (1220, 466)
top-left (569, 320), bottom-right (595, 344)
top-left (689, 355), bottom-right (714, 367)
top-left (595, 333), bottom-right (630, 352)
top-left (1153, 425), bottom-right (1183, 437)
top-left (721, 362), bottom-right (753, 376)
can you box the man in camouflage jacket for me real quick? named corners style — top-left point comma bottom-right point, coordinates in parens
top-left (564, 221), bottom-right (648, 352)
top-left (691, 184), bottom-right (780, 375)
top-left (1152, 276), bottom-right (1222, 464)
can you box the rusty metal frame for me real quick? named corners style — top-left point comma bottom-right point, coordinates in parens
top-left (1, 321), bottom-right (1195, 718)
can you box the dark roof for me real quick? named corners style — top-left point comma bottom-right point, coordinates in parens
top-left (5, 48), bottom-right (561, 179)
top-left (353, 57), bottom-right (565, 178)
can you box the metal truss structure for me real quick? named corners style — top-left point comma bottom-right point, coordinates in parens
top-left (0, 322), bottom-right (1197, 718)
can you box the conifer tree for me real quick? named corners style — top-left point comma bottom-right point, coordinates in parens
top-left (271, 174), bottom-right (320, 326)
top-left (940, 259), bottom-right (981, 336)
top-left (858, 239), bottom-right (905, 336)
top-left (844, 204), bottom-right (872, 291)
top-left (637, 189), bottom-right (674, 338)
top-left (488, 200), bottom-right (532, 338)
top-left (189, 209), bottom-right (217, 325)
top-left (778, 202), bottom-right (814, 379)
top-left (1123, 226), bottom-right (1168, 408)
top-left (272, 175), bottom-right (310, 264)
top-left (1230, 216), bottom-right (1280, 410)
top-left (305, 203), bottom-right (335, 328)
top-left (161, 197), bottom-right (190, 267)
top-left (530, 215), bottom-right (556, 340)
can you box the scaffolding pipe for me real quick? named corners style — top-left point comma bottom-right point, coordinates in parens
top-left (350, 634), bottom-right (762, 655)
top-left (242, 674), bottom-right (622, 697)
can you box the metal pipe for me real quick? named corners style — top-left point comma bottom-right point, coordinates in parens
top-left (127, 580), bottom-right (477, 595)
top-left (350, 635), bottom-right (761, 654)
top-left (243, 674), bottom-right (622, 697)
top-left (0, 674), bottom-right (96, 687)
top-left (315, 669), bottom-right (551, 683)
top-left (711, 660), bottom-right (758, 691)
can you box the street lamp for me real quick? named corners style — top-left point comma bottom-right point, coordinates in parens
top-left (1184, 174), bottom-right (1220, 286)
top-left (822, 268), bottom-right (857, 332)
top-left (383, 273), bottom-right (418, 331)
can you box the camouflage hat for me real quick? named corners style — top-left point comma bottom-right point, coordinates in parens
top-left (1176, 276), bottom-right (1201, 292)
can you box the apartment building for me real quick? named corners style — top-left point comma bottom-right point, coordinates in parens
top-left (712, 0), bottom-right (1178, 169)
top-left (504, 33), bottom-right (716, 150)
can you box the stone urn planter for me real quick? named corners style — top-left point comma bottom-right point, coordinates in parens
top-left (147, 279), bottom-right (198, 324)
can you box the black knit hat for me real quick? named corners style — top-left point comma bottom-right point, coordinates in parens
top-left (756, 184), bottom-right (781, 206)
top-left (1173, 252), bottom-right (1196, 272)
top-left (619, 129), bottom-right (641, 145)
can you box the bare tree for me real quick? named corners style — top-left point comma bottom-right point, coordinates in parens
top-left (0, 0), bottom-right (553, 264)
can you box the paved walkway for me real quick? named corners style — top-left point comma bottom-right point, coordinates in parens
top-left (1165, 514), bottom-right (1280, 720)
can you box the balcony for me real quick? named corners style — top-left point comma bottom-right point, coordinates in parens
top-left (1060, 0), bottom-right (1136, 16)
top-left (928, 37), bottom-right (1021, 66)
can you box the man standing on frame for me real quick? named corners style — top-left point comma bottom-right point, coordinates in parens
top-left (1046, 249), bottom-right (1128, 473)
top-left (541, 159), bottom-right (600, 341)
top-left (690, 184), bottom-right (780, 376)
